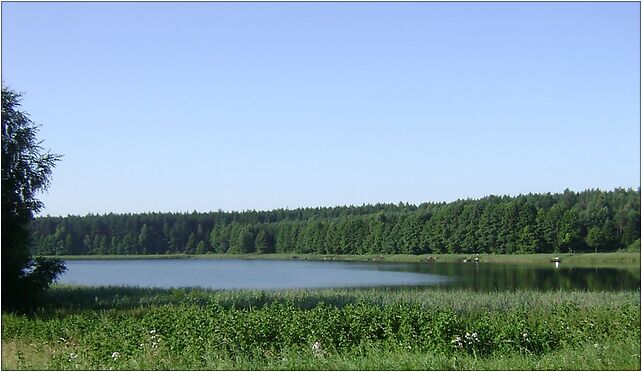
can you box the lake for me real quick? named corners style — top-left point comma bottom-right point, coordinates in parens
top-left (57, 258), bottom-right (640, 291)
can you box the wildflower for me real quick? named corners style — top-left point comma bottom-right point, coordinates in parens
top-left (150, 331), bottom-right (160, 348)
top-left (111, 352), bottom-right (120, 361)
top-left (311, 341), bottom-right (323, 357)
top-left (68, 353), bottom-right (78, 361)
top-left (451, 336), bottom-right (463, 348)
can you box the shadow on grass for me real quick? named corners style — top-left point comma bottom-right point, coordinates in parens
top-left (24, 284), bottom-right (640, 320)
top-left (32, 285), bottom-right (389, 317)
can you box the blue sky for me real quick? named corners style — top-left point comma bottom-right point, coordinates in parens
top-left (2, 2), bottom-right (640, 216)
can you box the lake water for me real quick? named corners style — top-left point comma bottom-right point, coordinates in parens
top-left (57, 259), bottom-right (640, 291)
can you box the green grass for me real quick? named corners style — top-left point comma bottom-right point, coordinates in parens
top-left (2, 286), bottom-right (640, 370)
top-left (25, 285), bottom-right (642, 313)
top-left (626, 238), bottom-right (641, 252)
top-left (51, 252), bottom-right (641, 267)
top-left (4, 337), bottom-right (639, 370)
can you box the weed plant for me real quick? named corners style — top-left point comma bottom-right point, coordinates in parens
top-left (2, 286), bottom-right (640, 370)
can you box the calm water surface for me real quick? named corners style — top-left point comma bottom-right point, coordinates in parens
top-left (58, 259), bottom-right (640, 291)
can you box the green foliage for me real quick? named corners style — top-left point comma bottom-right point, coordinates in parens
top-left (255, 228), bottom-right (275, 254)
top-left (29, 189), bottom-right (641, 257)
top-left (586, 226), bottom-right (606, 253)
top-left (2, 84), bottom-right (63, 311)
top-left (625, 238), bottom-right (640, 252)
top-left (2, 287), bottom-right (639, 370)
top-left (24, 257), bottom-right (67, 294)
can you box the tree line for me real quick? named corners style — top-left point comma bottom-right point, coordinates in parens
top-left (30, 188), bottom-right (640, 256)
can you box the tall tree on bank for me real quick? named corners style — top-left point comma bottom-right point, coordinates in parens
top-left (2, 85), bottom-right (65, 311)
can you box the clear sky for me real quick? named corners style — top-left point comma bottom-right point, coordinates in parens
top-left (2, 2), bottom-right (640, 217)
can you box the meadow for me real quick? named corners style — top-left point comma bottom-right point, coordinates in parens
top-left (2, 285), bottom-right (640, 370)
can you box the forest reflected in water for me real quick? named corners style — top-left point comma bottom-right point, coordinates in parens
top-left (384, 261), bottom-right (640, 291)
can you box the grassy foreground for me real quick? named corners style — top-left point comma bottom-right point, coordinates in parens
top-left (53, 251), bottom-right (641, 266)
top-left (2, 286), bottom-right (640, 370)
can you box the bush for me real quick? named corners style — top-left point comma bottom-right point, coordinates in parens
top-left (24, 257), bottom-right (67, 293)
top-left (9, 257), bottom-right (66, 312)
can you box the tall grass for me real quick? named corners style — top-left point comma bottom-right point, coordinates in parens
top-left (33, 284), bottom-right (640, 313)
top-left (2, 286), bottom-right (639, 370)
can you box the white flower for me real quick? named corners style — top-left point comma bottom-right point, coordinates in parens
top-left (451, 336), bottom-right (464, 348)
top-left (111, 352), bottom-right (120, 360)
top-left (522, 332), bottom-right (529, 338)
top-left (149, 329), bottom-right (156, 335)
top-left (68, 353), bottom-right (78, 361)
top-left (311, 341), bottom-right (323, 356)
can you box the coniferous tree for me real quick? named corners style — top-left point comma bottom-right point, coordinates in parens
top-left (138, 224), bottom-right (153, 254)
top-left (254, 228), bottom-right (275, 254)
top-left (27, 188), bottom-right (641, 257)
top-left (185, 233), bottom-right (197, 254)
top-left (195, 240), bottom-right (207, 254)
top-left (238, 226), bottom-right (256, 253)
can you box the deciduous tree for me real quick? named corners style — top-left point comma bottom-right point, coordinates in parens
top-left (2, 85), bottom-right (65, 310)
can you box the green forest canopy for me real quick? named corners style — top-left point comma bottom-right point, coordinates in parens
top-left (30, 188), bottom-right (640, 256)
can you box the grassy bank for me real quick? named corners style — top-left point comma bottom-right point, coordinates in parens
top-left (52, 252), bottom-right (641, 267)
top-left (2, 286), bottom-right (640, 370)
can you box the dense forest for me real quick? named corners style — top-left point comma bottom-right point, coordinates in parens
top-left (30, 188), bottom-right (640, 256)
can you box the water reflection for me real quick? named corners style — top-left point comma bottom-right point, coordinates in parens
top-left (58, 259), bottom-right (640, 291)
top-left (377, 262), bottom-right (640, 291)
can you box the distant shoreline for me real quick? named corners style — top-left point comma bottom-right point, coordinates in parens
top-left (48, 252), bottom-right (640, 267)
